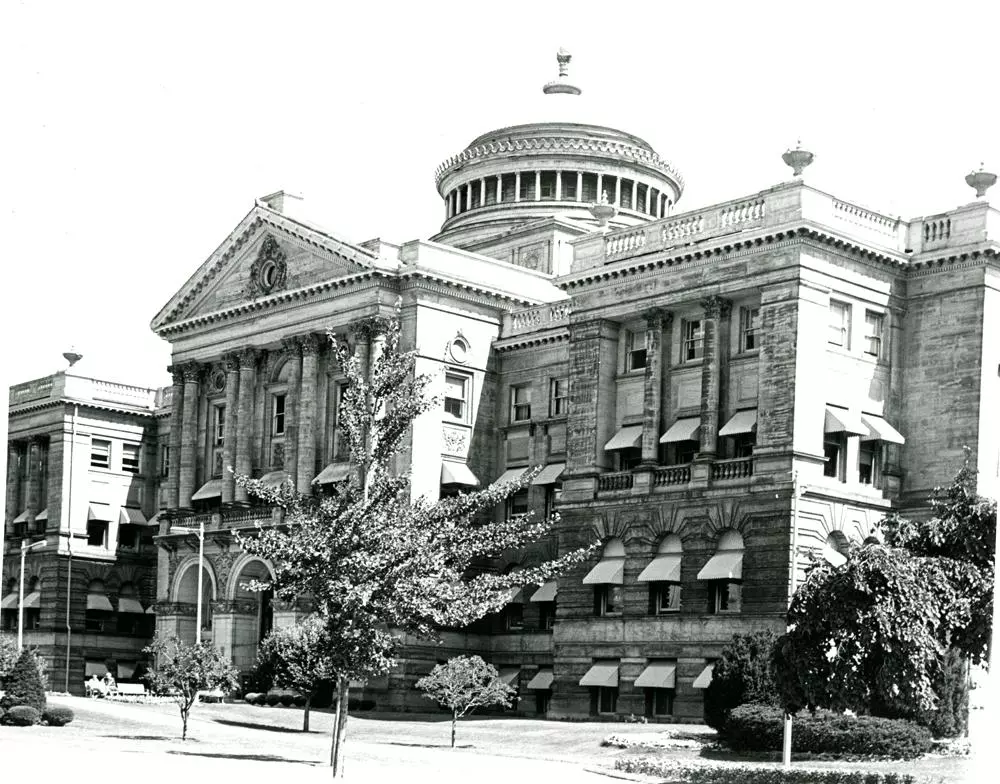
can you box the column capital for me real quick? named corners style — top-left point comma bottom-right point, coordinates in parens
top-left (642, 308), bottom-right (672, 328)
top-left (700, 295), bottom-right (732, 319)
top-left (280, 336), bottom-right (302, 358)
top-left (180, 362), bottom-right (203, 384)
top-left (168, 365), bottom-right (185, 386)
top-left (350, 315), bottom-right (391, 342)
top-left (237, 347), bottom-right (260, 370)
top-left (299, 333), bottom-right (324, 356)
top-left (222, 352), bottom-right (241, 373)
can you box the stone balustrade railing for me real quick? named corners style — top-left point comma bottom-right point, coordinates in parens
top-left (222, 507), bottom-right (276, 528)
top-left (605, 228), bottom-right (647, 259)
top-left (652, 464), bottom-right (691, 487)
top-left (503, 301), bottom-right (572, 337)
top-left (710, 456), bottom-right (754, 481)
top-left (597, 471), bottom-right (634, 492)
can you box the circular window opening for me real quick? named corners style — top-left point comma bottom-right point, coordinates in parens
top-left (260, 261), bottom-right (278, 291)
top-left (449, 338), bottom-right (469, 363)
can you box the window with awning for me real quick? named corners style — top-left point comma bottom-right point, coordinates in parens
top-left (660, 417), bottom-right (701, 444)
top-left (495, 467), bottom-right (529, 485)
top-left (441, 461), bottom-right (479, 487)
top-left (530, 581), bottom-right (558, 603)
top-left (699, 530), bottom-right (744, 614)
top-left (86, 579), bottom-right (113, 632)
top-left (587, 539), bottom-right (625, 617)
top-left (259, 470), bottom-right (291, 489)
top-left (579, 661), bottom-right (619, 688)
top-left (119, 507), bottom-right (148, 525)
top-left (860, 414), bottom-right (905, 444)
top-left (824, 406), bottom-right (867, 436)
top-left (640, 534), bottom-right (682, 614)
top-left (526, 669), bottom-right (554, 690)
top-left (191, 479), bottom-right (222, 501)
top-left (532, 463), bottom-right (565, 485)
top-left (693, 663), bottom-right (715, 689)
top-left (498, 667), bottom-right (520, 687)
top-left (719, 410), bottom-right (757, 437)
top-left (88, 502), bottom-right (115, 521)
top-left (634, 661), bottom-right (676, 689)
top-left (312, 462), bottom-right (352, 486)
top-left (604, 425), bottom-right (643, 451)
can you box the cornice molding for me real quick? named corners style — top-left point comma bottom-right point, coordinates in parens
top-left (494, 330), bottom-right (570, 353)
top-left (9, 398), bottom-right (157, 419)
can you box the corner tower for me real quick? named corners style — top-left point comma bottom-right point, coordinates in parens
top-left (430, 50), bottom-right (684, 265)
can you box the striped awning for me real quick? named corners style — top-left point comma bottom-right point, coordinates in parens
top-left (697, 552), bottom-right (743, 581)
top-left (637, 554), bottom-right (682, 583)
top-left (719, 410), bottom-right (757, 437)
top-left (1, 593), bottom-right (18, 609)
top-left (495, 467), bottom-right (529, 484)
top-left (582, 558), bottom-right (624, 585)
top-left (604, 425), bottom-right (643, 451)
top-left (191, 480), bottom-right (222, 501)
top-left (660, 417), bottom-right (701, 444)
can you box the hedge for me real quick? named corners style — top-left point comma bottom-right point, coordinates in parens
top-left (279, 693), bottom-right (295, 707)
top-left (42, 706), bottom-right (74, 726)
top-left (265, 693), bottom-right (282, 707)
top-left (725, 704), bottom-right (933, 760)
top-left (1, 705), bottom-right (42, 726)
top-left (616, 757), bottom-right (918, 784)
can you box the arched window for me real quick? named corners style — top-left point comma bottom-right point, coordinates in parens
top-left (698, 530), bottom-right (743, 614)
top-left (176, 565), bottom-right (214, 637)
top-left (116, 582), bottom-right (147, 636)
top-left (584, 538), bottom-right (625, 617)
top-left (638, 534), bottom-right (682, 614)
top-left (823, 532), bottom-right (849, 567)
top-left (86, 579), bottom-right (114, 632)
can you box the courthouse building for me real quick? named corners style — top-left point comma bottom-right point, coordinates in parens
top-left (6, 51), bottom-right (999, 718)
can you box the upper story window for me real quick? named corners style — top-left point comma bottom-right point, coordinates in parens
top-left (698, 529), bottom-right (744, 615)
top-left (682, 320), bottom-right (704, 362)
top-left (444, 373), bottom-right (469, 423)
top-left (272, 394), bottom-right (286, 436)
top-left (506, 489), bottom-right (530, 522)
top-left (829, 301), bottom-right (851, 348)
top-left (864, 311), bottom-right (884, 358)
top-left (90, 439), bottom-right (111, 470)
top-left (518, 173), bottom-right (536, 201)
top-left (584, 538), bottom-right (626, 617)
top-left (624, 330), bottom-right (647, 372)
top-left (739, 307), bottom-right (760, 352)
top-left (540, 171), bottom-right (558, 200)
top-left (332, 381), bottom-right (350, 461)
top-left (160, 445), bottom-right (170, 478)
top-left (213, 404), bottom-right (226, 446)
top-left (511, 385), bottom-right (532, 423)
top-left (121, 443), bottom-right (141, 475)
top-left (550, 378), bottom-right (569, 416)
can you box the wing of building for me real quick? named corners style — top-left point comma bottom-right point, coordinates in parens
top-left (6, 50), bottom-right (999, 719)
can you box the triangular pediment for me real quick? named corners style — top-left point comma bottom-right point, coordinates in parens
top-left (151, 203), bottom-right (385, 332)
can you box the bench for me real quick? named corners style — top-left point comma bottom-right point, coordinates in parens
top-left (104, 683), bottom-right (149, 702)
top-left (197, 688), bottom-right (225, 703)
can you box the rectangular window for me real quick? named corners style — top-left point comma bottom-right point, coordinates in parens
top-left (332, 382), bottom-right (350, 460)
top-left (550, 378), bottom-right (569, 416)
top-left (118, 524), bottom-right (139, 550)
top-left (859, 441), bottom-right (881, 486)
top-left (87, 520), bottom-right (108, 548)
top-left (829, 301), bottom-right (851, 348)
top-left (562, 173), bottom-right (577, 201)
top-left (594, 584), bottom-right (623, 616)
top-left (161, 445), bottom-right (170, 477)
top-left (732, 433), bottom-right (755, 459)
top-left (444, 373), bottom-right (469, 422)
top-left (536, 692), bottom-right (550, 715)
top-left (625, 330), bottom-right (647, 372)
top-left (538, 602), bottom-right (555, 631)
top-left (505, 603), bottom-right (524, 631)
top-left (544, 485), bottom-right (562, 520)
top-left (652, 582), bottom-right (681, 614)
top-left (518, 174), bottom-right (535, 201)
top-left (539, 171), bottom-right (557, 200)
top-left (24, 608), bottom-right (40, 631)
top-left (824, 433), bottom-right (846, 480)
top-left (739, 307), bottom-right (761, 352)
top-left (511, 385), bottom-right (532, 422)
top-left (683, 320), bottom-right (704, 362)
top-left (598, 686), bottom-right (618, 714)
top-left (506, 489), bottom-right (530, 521)
top-left (645, 686), bottom-right (675, 717)
top-left (710, 581), bottom-right (742, 614)
top-left (272, 394), bottom-right (286, 436)
top-left (90, 439), bottom-right (111, 470)
top-left (864, 311), bottom-right (884, 358)
top-left (214, 405), bottom-right (226, 445)
top-left (121, 443), bottom-right (141, 475)
top-left (619, 448), bottom-right (643, 472)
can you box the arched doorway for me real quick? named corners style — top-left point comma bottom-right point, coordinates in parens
top-left (176, 564), bottom-right (215, 643)
top-left (232, 559), bottom-right (273, 647)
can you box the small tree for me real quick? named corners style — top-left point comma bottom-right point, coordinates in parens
top-left (0, 649), bottom-right (46, 711)
top-left (703, 629), bottom-right (780, 731)
top-left (0, 634), bottom-right (18, 683)
top-left (257, 617), bottom-right (337, 731)
top-left (143, 634), bottom-right (239, 740)
top-left (415, 656), bottom-right (517, 748)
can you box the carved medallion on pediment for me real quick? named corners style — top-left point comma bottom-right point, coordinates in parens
top-left (442, 425), bottom-right (469, 457)
top-left (249, 235), bottom-right (288, 298)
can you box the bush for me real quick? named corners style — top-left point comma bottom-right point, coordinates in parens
top-left (253, 692), bottom-right (267, 706)
top-left (0, 650), bottom-right (46, 711)
top-left (616, 757), bottom-right (918, 783)
top-left (0, 707), bottom-right (5, 722)
top-left (243, 692), bottom-right (258, 704)
top-left (293, 694), bottom-right (307, 707)
top-left (265, 693), bottom-right (281, 707)
top-left (42, 706), bottom-right (75, 726)
top-left (704, 630), bottom-right (780, 731)
top-left (1, 705), bottom-right (42, 726)
top-left (278, 692), bottom-right (295, 707)
top-left (725, 704), bottom-right (933, 760)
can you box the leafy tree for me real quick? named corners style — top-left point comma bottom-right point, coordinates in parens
top-left (237, 313), bottom-right (595, 776)
top-left (0, 634), bottom-right (17, 682)
top-left (257, 617), bottom-right (337, 731)
top-left (415, 655), bottom-right (517, 747)
top-left (703, 629), bottom-right (780, 731)
top-left (143, 634), bottom-right (239, 740)
top-left (0, 649), bottom-right (46, 711)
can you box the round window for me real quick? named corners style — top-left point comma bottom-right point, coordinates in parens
top-left (260, 261), bottom-right (277, 291)
top-left (449, 338), bottom-right (469, 363)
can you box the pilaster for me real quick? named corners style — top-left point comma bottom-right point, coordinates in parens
top-left (696, 296), bottom-right (730, 459)
top-left (6, 441), bottom-right (19, 527)
top-left (234, 348), bottom-right (259, 505)
top-left (178, 362), bottom-right (202, 510)
top-left (221, 353), bottom-right (240, 505)
top-left (166, 366), bottom-right (184, 510)
top-left (296, 334), bottom-right (322, 494)
top-left (280, 338), bottom-right (302, 488)
top-left (640, 309), bottom-right (670, 465)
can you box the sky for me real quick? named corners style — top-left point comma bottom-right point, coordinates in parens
top-left (2, 0), bottom-right (999, 393)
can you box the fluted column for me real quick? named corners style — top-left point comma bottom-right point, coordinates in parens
top-left (221, 353), bottom-right (240, 505)
top-left (281, 338), bottom-right (302, 487)
top-left (296, 334), bottom-right (322, 494)
top-left (641, 310), bottom-right (670, 465)
top-left (166, 367), bottom-right (184, 509)
top-left (234, 348), bottom-right (258, 505)
top-left (178, 362), bottom-right (202, 509)
top-left (697, 296), bottom-right (731, 459)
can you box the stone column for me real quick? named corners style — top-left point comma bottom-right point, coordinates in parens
top-left (696, 297), bottom-right (731, 459)
top-left (596, 173), bottom-right (603, 200)
top-left (631, 180), bottom-right (638, 211)
top-left (166, 367), bottom-right (184, 510)
top-left (496, 174), bottom-right (503, 203)
top-left (178, 363), bottom-right (202, 510)
top-left (296, 334), bottom-right (322, 494)
top-left (6, 441), bottom-right (20, 525)
top-left (641, 310), bottom-right (670, 465)
top-left (515, 172), bottom-right (521, 202)
top-left (614, 177), bottom-right (622, 207)
top-left (281, 338), bottom-right (302, 487)
top-left (535, 171), bottom-right (541, 201)
top-left (555, 171), bottom-right (562, 201)
top-left (25, 437), bottom-right (42, 525)
top-left (234, 348), bottom-right (258, 505)
top-left (221, 353), bottom-right (240, 505)
top-left (576, 172), bottom-right (583, 201)
top-left (645, 185), bottom-right (652, 215)
top-left (479, 178), bottom-right (486, 206)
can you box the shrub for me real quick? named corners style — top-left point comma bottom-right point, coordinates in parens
top-left (279, 693), bottom-right (296, 707)
top-left (2, 705), bottom-right (42, 726)
top-left (253, 692), bottom-right (267, 706)
top-left (293, 694), bottom-right (307, 707)
top-left (42, 706), bottom-right (75, 726)
top-left (0, 707), bottom-right (5, 722)
top-left (244, 692), bottom-right (260, 705)
top-left (725, 704), bottom-right (933, 760)
top-left (0, 650), bottom-right (46, 711)
top-left (704, 630), bottom-right (780, 731)
top-left (265, 692), bottom-right (281, 707)
top-left (616, 757), bottom-right (918, 783)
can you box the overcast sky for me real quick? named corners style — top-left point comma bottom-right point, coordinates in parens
top-left (3, 0), bottom-right (998, 392)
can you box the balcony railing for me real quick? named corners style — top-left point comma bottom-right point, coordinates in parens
top-left (597, 471), bottom-right (634, 492)
top-left (221, 507), bottom-right (275, 528)
top-left (711, 457), bottom-right (754, 481)
top-left (502, 302), bottom-right (571, 338)
top-left (653, 464), bottom-right (691, 487)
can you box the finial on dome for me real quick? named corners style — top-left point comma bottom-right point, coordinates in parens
top-left (965, 162), bottom-right (997, 199)
top-left (543, 48), bottom-right (582, 96)
top-left (782, 139), bottom-right (815, 177)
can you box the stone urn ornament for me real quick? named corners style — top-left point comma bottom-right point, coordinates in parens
top-left (782, 140), bottom-right (815, 177)
top-left (589, 190), bottom-right (618, 231)
top-left (965, 163), bottom-right (997, 199)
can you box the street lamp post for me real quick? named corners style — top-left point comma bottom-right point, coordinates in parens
top-left (171, 518), bottom-right (205, 645)
top-left (18, 539), bottom-right (46, 649)
top-left (783, 469), bottom-right (802, 769)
